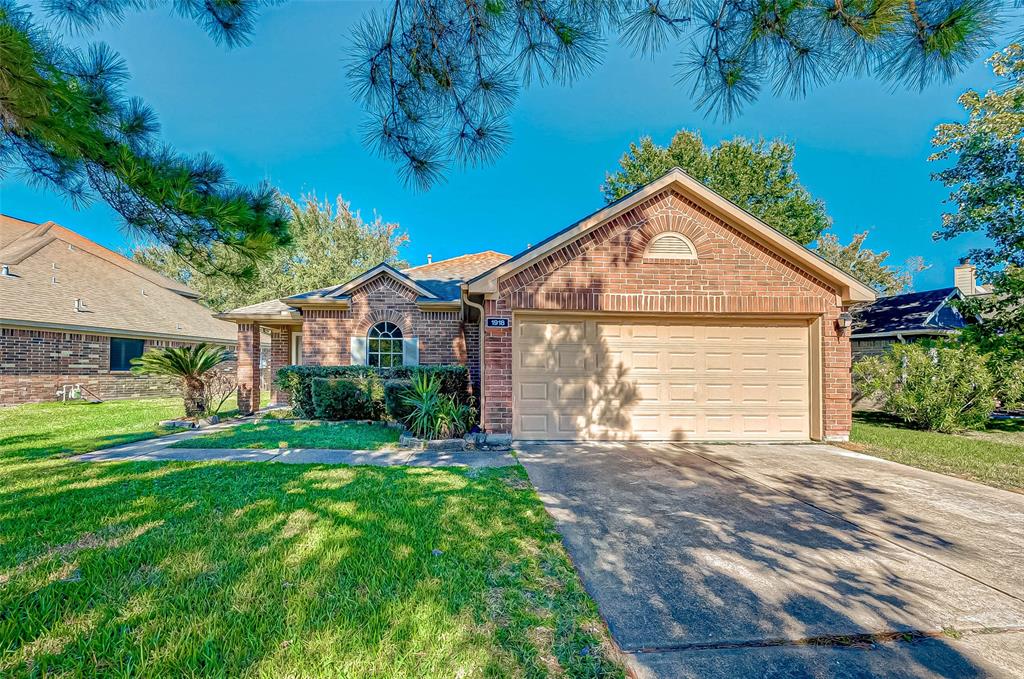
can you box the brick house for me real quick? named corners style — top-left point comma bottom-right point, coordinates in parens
top-left (220, 169), bottom-right (874, 442)
top-left (0, 215), bottom-right (237, 405)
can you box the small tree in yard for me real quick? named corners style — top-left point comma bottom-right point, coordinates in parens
top-left (132, 344), bottom-right (234, 418)
top-left (854, 342), bottom-right (1024, 433)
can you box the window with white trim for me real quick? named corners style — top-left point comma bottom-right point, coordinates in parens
top-left (367, 321), bottom-right (404, 367)
top-left (644, 232), bottom-right (697, 260)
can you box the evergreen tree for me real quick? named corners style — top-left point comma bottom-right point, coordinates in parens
top-left (133, 194), bottom-right (409, 312)
top-left (0, 0), bottom-right (286, 277)
top-left (602, 130), bottom-right (829, 245)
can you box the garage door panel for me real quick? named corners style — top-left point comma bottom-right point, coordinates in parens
top-left (514, 317), bottom-right (810, 441)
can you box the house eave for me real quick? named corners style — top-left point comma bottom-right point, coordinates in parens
top-left (851, 328), bottom-right (960, 340)
top-left (0, 318), bottom-right (236, 344)
top-left (416, 299), bottom-right (461, 312)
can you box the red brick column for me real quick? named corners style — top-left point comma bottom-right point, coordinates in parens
top-left (482, 298), bottom-right (513, 434)
top-left (269, 326), bottom-right (293, 406)
top-left (236, 322), bottom-right (261, 414)
top-left (823, 308), bottom-right (853, 441)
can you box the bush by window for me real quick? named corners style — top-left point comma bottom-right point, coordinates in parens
top-left (110, 337), bottom-right (145, 371)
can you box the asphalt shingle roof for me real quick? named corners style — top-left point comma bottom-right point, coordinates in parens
top-left (401, 251), bottom-right (511, 300)
top-left (852, 287), bottom-right (965, 336)
top-left (0, 214), bottom-right (236, 342)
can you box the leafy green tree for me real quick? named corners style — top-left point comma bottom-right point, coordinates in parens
top-left (0, 1), bottom-right (287, 277)
top-left (602, 130), bottom-right (829, 245)
top-left (815, 230), bottom-right (926, 295)
top-left (133, 194), bottom-right (409, 312)
top-left (932, 44), bottom-right (1024, 357)
top-left (131, 343), bottom-right (234, 417)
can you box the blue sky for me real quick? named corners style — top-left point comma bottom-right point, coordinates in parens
top-left (0, 2), bottom-right (1011, 290)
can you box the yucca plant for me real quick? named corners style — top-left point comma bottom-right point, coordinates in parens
top-left (401, 372), bottom-right (477, 439)
top-left (132, 343), bottom-right (234, 417)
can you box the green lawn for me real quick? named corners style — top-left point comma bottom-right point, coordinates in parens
top-left (0, 400), bottom-right (622, 677)
top-left (173, 421), bottom-right (401, 450)
top-left (0, 393), bottom-right (271, 459)
top-left (849, 412), bottom-right (1024, 492)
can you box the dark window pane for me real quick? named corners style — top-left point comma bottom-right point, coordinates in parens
top-left (110, 338), bottom-right (145, 371)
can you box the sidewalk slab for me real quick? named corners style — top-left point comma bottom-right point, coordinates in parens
top-left (131, 448), bottom-right (281, 462)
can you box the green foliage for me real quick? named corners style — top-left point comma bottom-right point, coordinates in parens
top-left (130, 343), bottom-right (234, 417)
top-left (933, 44), bottom-right (1024, 355)
top-left (401, 373), bottom-right (476, 439)
top-left (351, 0), bottom-right (1003, 187)
top-left (133, 193), bottom-right (408, 311)
top-left (383, 379), bottom-right (415, 423)
top-left (0, 2), bottom-right (289, 277)
top-left (815, 230), bottom-right (927, 295)
top-left (276, 364), bottom-right (470, 420)
top-left (310, 378), bottom-right (376, 421)
top-left (602, 130), bottom-right (829, 245)
top-left (854, 342), bottom-right (1024, 433)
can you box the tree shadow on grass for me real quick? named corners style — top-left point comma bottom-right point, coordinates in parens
top-left (0, 457), bottom-right (624, 677)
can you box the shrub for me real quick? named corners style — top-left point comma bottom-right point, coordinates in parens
top-left (854, 341), bottom-right (1024, 433)
top-left (383, 379), bottom-right (415, 422)
top-left (311, 378), bottom-right (374, 420)
top-left (276, 364), bottom-right (470, 419)
top-left (402, 373), bottom-right (477, 439)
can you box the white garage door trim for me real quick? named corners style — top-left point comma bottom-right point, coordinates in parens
top-left (512, 313), bottom-right (822, 442)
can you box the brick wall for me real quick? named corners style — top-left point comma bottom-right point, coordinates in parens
top-left (0, 326), bottom-right (233, 406)
top-left (481, 188), bottom-right (853, 440)
top-left (269, 326), bottom-right (293, 405)
top-left (301, 275), bottom-right (467, 367)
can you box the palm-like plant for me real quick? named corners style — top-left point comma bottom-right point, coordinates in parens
top-left (131, 344), bottom-right (234, 417)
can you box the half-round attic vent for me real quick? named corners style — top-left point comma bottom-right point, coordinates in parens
top-left (644, 232), bottom-right (696, 260)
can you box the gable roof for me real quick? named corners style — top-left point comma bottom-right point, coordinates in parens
top-left (466, 168), bottom-right (876, 304)
top-left (1, 214), bottom-right (199, 299)
top-left (402, 251), bottom-right (510, 300)
top-left (852, 287), bottom-right (967, 337)
top-left (281, 262), bottom-right (437, 305)
top-left (275, 252), bottom-right (511, 308)
top-left (0, 214), bottom-right (235, 342)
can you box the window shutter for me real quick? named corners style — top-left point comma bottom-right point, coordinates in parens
top-left (350, 336), bottom-right (367, 365)
top-left (403, 337), bottom-right (419, 366)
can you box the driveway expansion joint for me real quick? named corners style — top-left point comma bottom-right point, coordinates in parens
top-left (625, 625), bottom-right (1024, 654)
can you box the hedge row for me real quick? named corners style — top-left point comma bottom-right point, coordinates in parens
top-left (276, 364), bottom-right (471, 420)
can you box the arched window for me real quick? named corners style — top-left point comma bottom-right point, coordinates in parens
top-left (644, 232), bottom-right (697, 260)
top-left (367, 321), bottom-right (404, 367)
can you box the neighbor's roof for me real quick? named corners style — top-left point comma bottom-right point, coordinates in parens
top-left (466, 167), bottom-right (876, 304)
top-left (0, 214), bottom-right (236, 342)
top-left (852, 287), bottom-right (967, 337)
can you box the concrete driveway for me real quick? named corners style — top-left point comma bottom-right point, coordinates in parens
top-left (517, 443), bottom-right (1024, 678)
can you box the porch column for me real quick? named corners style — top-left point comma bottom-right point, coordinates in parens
top-left (237, 322), bottom-right (261, 414)
top-left (269, 326), bottom-right (293, 406)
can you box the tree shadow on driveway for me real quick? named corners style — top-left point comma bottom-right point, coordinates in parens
top-left (517, 442), bottom-right (1024, 678)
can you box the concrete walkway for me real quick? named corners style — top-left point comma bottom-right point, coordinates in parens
top-left (73, 420), bottom-right (516, 468)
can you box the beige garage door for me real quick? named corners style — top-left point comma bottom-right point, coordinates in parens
top-left (513, 316), bottom-right (811, 441)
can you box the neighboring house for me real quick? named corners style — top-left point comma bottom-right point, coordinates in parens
top-left (0, 214), bottom-right (237, 405)
top-left (220, 169), bottom-right (874, 442)
top-left (850, 262), bottom-right (987, 360)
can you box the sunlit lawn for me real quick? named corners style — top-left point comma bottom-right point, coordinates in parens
top-left (0, 400), bottom-right (622, 677)
top-left (848, 412), bottom-right (1024, 492)
top-left (172, 421), bottom-right (400, 451)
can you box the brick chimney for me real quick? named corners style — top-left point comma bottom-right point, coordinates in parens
top-left (954, 260), bottom-right (977, 296)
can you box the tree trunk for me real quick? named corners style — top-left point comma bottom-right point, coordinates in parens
top-left (183, 376), bottom-right (207, 418)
